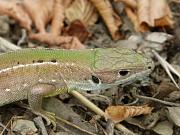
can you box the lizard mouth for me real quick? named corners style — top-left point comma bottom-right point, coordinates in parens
top-left (67, 68), bottom-right (153, 91)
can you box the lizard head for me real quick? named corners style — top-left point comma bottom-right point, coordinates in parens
top-left (66, 48), bottom-right (154, 91)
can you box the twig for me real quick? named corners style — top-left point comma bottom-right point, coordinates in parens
top-left (152, 50), bottom-right (180, 89)
top-left (55, 115), bottom-right (97, 135)
top-left (33, 116), bottom-right (48, 135)
top-left (0, 37), bottom-right (21, 51)
top-left (82, 92), bottom-right (112, 105)
top-left (169, 0), bottom-right (180, 3)
top-left (0, 122), bottom-right (10, 135)
top-left (134, 93), bottom-right (180, 107)
top-left (17, 29), bottom-right (27, 46)
top-left (106, 119), bottom-right (114, 135)
top-left (0, 116), bottom-right (17, 135)
top-left (172, 12), bottom-right (180, 17)
top-left (70, 90), bottom-right (136, 135)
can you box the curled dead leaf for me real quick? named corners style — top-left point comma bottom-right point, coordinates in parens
top-left (22, 0), bottom-right (54, 33)
top-left (50, 0), bottom-right (65, 35)
top-left (0, 1), bottom-right (32, 31)
top-left (137, 0), bottom-right (173, 31)
top-left (114, 0), bottom-right (137, 9)
top-left (115, 0), bottom-right (173, 32)
top-left (65, 0), bottom-right (98, 26)
top-left (90, 0), bottom-right (122, 40)
top-left (29, 33), bottom-right (85, 49)
top-left (63, 20), bottom-right (90, 42)
top-left (105, 105), bottom-right (153, 123)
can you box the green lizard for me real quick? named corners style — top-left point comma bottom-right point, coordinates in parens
top-left (0, 48), bottom-right (154, 128)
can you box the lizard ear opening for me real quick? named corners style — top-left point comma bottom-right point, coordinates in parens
top-left (118, 70), bottom-right (129, 76)
top-left (91, 75), bottom-right (101, 84)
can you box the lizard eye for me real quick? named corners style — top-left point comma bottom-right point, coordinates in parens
top-left (118, 70), bottom-right (129, 76)
top-left (92, 75), bottom-right (101, 84)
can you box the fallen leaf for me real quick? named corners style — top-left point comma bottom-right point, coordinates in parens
top-left (50, 0), bottom-right (65, 35)
top-left (0, 0), bottom-right (32, 31)
top-left (63, 20), bottom-right (90, 42)
top-left (115, 0), bottom-right (174, 32)
top-left (22, 0), bottom-right (54, 33)
top-left (29, 33), bottom-right (85, 49)
top-left (12, 119), bottom-right (37, 135)
top-left (114, 0), bottom-right (137, 9)
top-left (43, 97), bottom-right (97, 134)
top-left (125, 7), bottom-right (145, 32)
top-left (166, 107), bottom-right (180, 127)
top-left (137, 0), bottom-right (173, 30)
top-left (152, 121), bottom-right (173, 135)
top-left (65, 0), bottom-right (98, 26)
top-left (166, 91), bottom-right (180, 101)
top-left (90, 0), bottom-right (122, 40)
top-left (145, 32), bottom-right (173, 43)
top-left (153, 80), bottom-right (178, 100)
top-left (105, 105), bottom-right (153, 123)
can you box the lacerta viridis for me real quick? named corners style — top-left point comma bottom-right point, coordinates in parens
top-left (0, 48), bottom-right (154, 128)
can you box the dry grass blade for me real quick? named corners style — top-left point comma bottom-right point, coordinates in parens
top-left (134, 93), bottom-right (180, 107)
top-left (152, 50), bottom-right (180, 89)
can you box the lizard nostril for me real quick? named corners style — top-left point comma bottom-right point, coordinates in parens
top-left (147, 61), bottom-right (154, 70)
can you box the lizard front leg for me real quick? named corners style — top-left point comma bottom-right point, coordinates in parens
top-left (28, 83), bottom-right (57, 129)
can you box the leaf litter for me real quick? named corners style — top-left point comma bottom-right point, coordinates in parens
top-left (0, 0), bottom-right (179, 135)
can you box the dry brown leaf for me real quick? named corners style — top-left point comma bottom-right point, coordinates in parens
top-left (114, 0), bottom-right (137, 9)
top-left (90, 0), bottom-right (122, 40)
top-left (105, 105), bottom-right (153, 123)
top-left (115, 0), bottom-right (173, 32)
top-left (65, 0), bottom-right (98, 26)
top-left (50, 0), bottom-right (65, 35)
top-left (22, 0), bottom-right (54, 33)
top-left (0, 0), bottom-right (86, 49)
top-left (29, 33), bottom-right (85, 49)
top-left (125, 7), bottom-right (149, 32)
top-left (0, 0), bottom-right (32, 31)
top-left (63, 20), bottom-right (90, 42)
top-left (125, 7), bottom-right (138, 32)
top-left (166, 107), bottom-right (180, 127)
top-left (137, 0), bottom-right (173, 30)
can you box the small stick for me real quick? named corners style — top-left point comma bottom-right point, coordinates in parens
top-left (55, 115), bottom-right (97, 135)
top-left (0, 37), bottom-right (21, 51)
top-left (152, 50), bottom-right (180, 89)
top-left (34, 116), bottom-right (48, 135)
top-left (70, 90), bottom-right (136, 135)
top-left (134, 93), bottom-right (180, 107)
